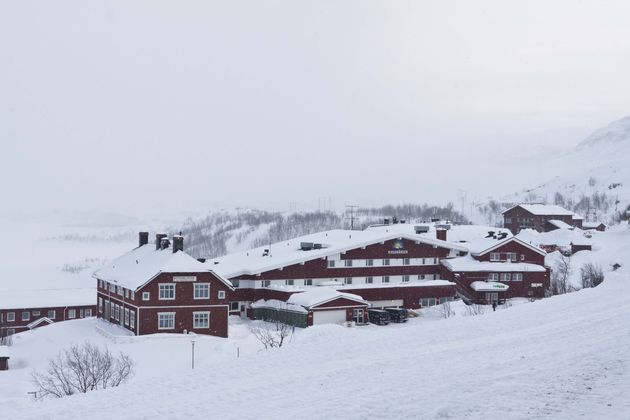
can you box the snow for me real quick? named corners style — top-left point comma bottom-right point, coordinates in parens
top-left (441, 255), bottom-right (547, 272)
top-left (0, 346), bottom-right (9, 358)
top-left (286, 287), bottom-right (366, 308)
top-left (94, 244), bottom-right (232, 290)
top-left (250, 299), bottom-right (308, 313)
top-left (507, 204), bottom-right (577, 216)
top-left (517, 227), bottom-right (593, 248)
top-left (548, 219), bottom-right (574, 230)
top-left (0, 288), bottom-right (95, 310)
top-left (207, 229), bottom-right (468, 278)
top-left (470, 281), bottom-right (509, 292)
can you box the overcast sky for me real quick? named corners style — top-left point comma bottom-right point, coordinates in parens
top-left (2, 0), bottom-right (630, 218)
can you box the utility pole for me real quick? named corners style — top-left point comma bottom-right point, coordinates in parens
top-left (191, 340), bottom-right (196, 369)
top-left (345, 205), bottom-right (360, 230)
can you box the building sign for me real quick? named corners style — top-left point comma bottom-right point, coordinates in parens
top-left (388, 240), bottom-right (409, 255)
top-left (173, 276), bottom-right (197, 282)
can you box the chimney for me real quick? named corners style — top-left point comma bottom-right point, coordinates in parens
top-left (155, 234), bottom-right (167, 250)
top-left (138, 232), bottom-right (149, 247)
top-left (436, 229), bottom-right (447, 241)
top-left (172, 235), bottom-right (184, 253)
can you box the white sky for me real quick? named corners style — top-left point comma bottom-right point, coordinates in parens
top-left (2, 0), bottom-right (630, 218)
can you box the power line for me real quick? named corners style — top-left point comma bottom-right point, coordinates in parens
top-left (345, 205), bottom-right (360, 230)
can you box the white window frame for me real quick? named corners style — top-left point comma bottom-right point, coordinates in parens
top-left (85, 309), bottom-right (92, 317)
top-left (344, 277), bottom-right (352, 285)
top-left (48, 310), bottom-right (56, 319)
top-left (158, 312), bottom-right (175, 330)
top-left (490, 253), bottom-right (501, 262)
top-left (159, 284), bottom-right (176, 300)
top-left (262, 280), bottom-right (271, 287)
top-left (98, 297), bottom-right (103, 313)
top-left (500, 273), bottom-right (511, 281)
top-left (488, 273), bottom-right (499, 281)
top-left (68, 309), bottom-right (76, 319)
top-left (327, 260), bottom-right (335, 268)
top-left (142, 292), bottom-right (150, 301)
top-left (366, 276), bottom-right (373, 284)
top-left (366, 259), bottom-right (374, 266)
top-left (304, 279), bottom-right (313, 286)
top-left (22, 311), bottom-right (30, 321)
top-left (382, 259), bottom-right (390, 266)
top-left (513, 273), bottom-right (523, 281)
top-left (193, 311), bottom-right (210, 329)
top-left (344, 260), bottom-right (353, 267)
top-left (218, 290), bottom-right (226, 299)
top-left (403, 258), bottom-right (410, 266)
top-left (124, 308), bottom-right (130, 326)
top-left (130, 311), bottom-right (136, 329)
top-left (194, 283), bottom-right (210, 300)
top-left (402, 275), bottom-right (410, 282)
top-left (285, 279), bottom-right (294, 286)
top-left (382, 276), bottom-right (390, 283)
top-left (7, 312), bottom-right (15, 322)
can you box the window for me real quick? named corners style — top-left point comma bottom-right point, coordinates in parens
top-left (114, 306), bottom-right (119, 321)
top-left (159, 284), bottom-right (176, 300)
top-left (327, 260), bottom-right (335, 268)
top-left (85, 309), bottom-right (92, 317)
top-left (403, 258), bottom-right (410, 266)
top-left (439, 297), bottom-right (447, 304)
top-left (229, 302), bottom-right (239, 311)
top-left (402, 275), bottom-right (410, 282)
top-left (382, 259), bottom-right (390, 266)
top-left (344, 277), bottom-right (352, 285)
top-left (22, 311), bottom-right (30, 321)
top-left (433, 258), bottom-right (438, 264)
top-left (504, 218), bottom-right (512, 224)
top-left (418, 274), bottom-right (425, 280)
top-left (490, 253), bottom-right (501, 261)
top-left (304, 279), bottom-right (313, 286)
top-left (7, 312), bottom-right (15, 322)
top-left (80, 309), bottom-right (84, 318)
top-left (48, 310), bottom-right (56, 319)
top-left (142, 292), bottom-right (150, 301)
top-left (500, 273), bottom-right (511, 282)
top-left (366, 276), bottom-right (374, 284)
top-left (285, 279), bottom-right (294, 286)
top-left (382, 276), bottom-right (390, 283)
top-left (520, 254), bottom-right (525, 261)
top-left (513, 273), bottom-right (523, 281)
top-left (507, 253), bottom-right (517, 262)
top-left (98, 297), bottom-right (103, 313)
top-left (231, 279), bottom-right (240, 287)
top-left (421, 258), bottom-right (426, 265)
top-left (366, 259), bottom-right (374, 266)
top-left (158, 313), bottom-right (175, 330)
top-left (193, 312), bottom-right (210, 329)
top-left (262, 280), bottom-right (271, 287)
top-left (421, 298), bottom-right (437, 307)
top-left (33, 310), bottom-right (41, 317)
top-left (344, 260), bottom-right (353, 267)
top-left (110, 302), bottom-right (115, 318)
top-left (218, 290), bottom-right (226, 299)
top-left (488, 273), bottom-right (499, 281)
top-left (194, 283), bottom-right (210, 299)
top-left (131, 291), bottom-right (135, 300)
top-left (68, 309), bottom-right (76, 319)
top-left (109, 283), bottom-right (115, 292)
top-left (6, 328), bottom-right (15, 336)
top-left (124, 308), bottom-right (130, 326)
top-left (130, 311), bottom-right (136, 329)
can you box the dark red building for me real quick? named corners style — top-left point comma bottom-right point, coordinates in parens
top-left (94, 233), bottom-right (234, 337)
top-left (503, 204), bottom-right (583, 234)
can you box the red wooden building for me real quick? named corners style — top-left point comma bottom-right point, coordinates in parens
top-left (94, 233), bottom-right (234, 337)
top-left (503, 204), bottom-right (584, 234)
top-left (0, 289), bottom-right (95, 337)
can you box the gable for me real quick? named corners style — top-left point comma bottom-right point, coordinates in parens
top-left (474, 237), bottom-right (546, 258)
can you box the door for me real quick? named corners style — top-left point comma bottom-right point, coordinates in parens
top-left (485, 292), bottom-right (499, 304)
top-left (313, 310), bottom-right (347, 325)
top-left (352, 309), bottom-right (364, 324)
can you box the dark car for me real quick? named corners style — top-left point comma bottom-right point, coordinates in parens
top-left (383, 307), bottom-right (408, 323)
top-left (367, 309), bottom-right (390, 326)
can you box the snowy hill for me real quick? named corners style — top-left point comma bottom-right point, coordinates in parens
top-left (487, 116), bottom-right (630, 225)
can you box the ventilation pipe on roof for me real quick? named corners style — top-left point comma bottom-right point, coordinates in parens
top-left (436, 229), bottom-right (447, 241)
top-left (156, 234), bottom-right (167, 250)
top-left (173, 235), bottom-right (184, 253)
top-left (139, 232), bottom-right (149, 247)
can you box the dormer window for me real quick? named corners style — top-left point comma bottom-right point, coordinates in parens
top-left (490, 253), bottom-right (501, 261)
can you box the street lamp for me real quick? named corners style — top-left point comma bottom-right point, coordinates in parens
top-left (191, 340), bottom-right (196, 370)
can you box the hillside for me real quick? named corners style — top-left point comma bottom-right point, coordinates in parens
top-left (2, 227), bottom-right (629, 419)
top-left (478, 116), bottom-right (630, 226)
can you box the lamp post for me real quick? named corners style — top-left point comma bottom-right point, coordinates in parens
top-left (191, 340), bottom-right (196, 370)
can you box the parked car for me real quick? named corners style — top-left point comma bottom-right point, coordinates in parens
top-left (383, 307), bottom-right (408, 323)
top-left (368, 309), bottom-right (390, 326)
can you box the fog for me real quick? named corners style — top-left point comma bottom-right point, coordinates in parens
top-left (2, 0), bottom-right (630, 219)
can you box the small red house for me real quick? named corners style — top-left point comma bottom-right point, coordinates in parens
top-left (0, 346), bottom-right (9, 371)
top-left (94, 233), bottom-right (234, 337)
top-left (503, 204), bottom-right (583, 234)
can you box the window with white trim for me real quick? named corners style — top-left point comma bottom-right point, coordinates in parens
top-left (488, 273), bottom-right (499, 281)
top-left (507, 253), bottom-right (517, 262)
top-left (262, 280), bottom-right (271, 287)
top-left (85, 309), bottom-right (92, 317)
top-left (131, 291), bottom-right (135, 300)
top-left (22, 311), bottom-right (30, 321)
top-left (193, 312), bottom-right (210, 329)
top-left (513, 273), bottom-right (523, 281)
top-left (194, 283), bottom-right (210, 299)
top-left (382, 276), bottom-right (390, 283)
top-left (7, 312), bottom-right (15, 322)
top-left (285, 279), bottom-right (294, 286)
top-left (520, 254), bottom-right (525, 261)
top-left (327, 260), bottom-right (335, 268)
top-left (98, 297), bottom-right (103, 313)
top-left (68, 309), bottom-right (76, 319)
top-left (382, 259), bottom-right (390, 266)
top-left (490, 253), bottom-right (501, 261)
top-left (229, 302), bottom-right (239, 311)
top-left (403, 258), bottom-right (410, 266)
top-left (418, 274), bottom-right (425, 280)
top-left (344, 260), bottom-right (353, 267)
top-left (402, 275), bottom-right (410, 282)
top-left (500, 273), bottom-right (511, 281)
top-left (366, 259), bottom-right (374, 266)
top-left (158, 313), bottom-right (175, 330)
top-left (142, 292), bottom-right (150, 301)
top-left (304, 279), bottom-right (313, 286)
top-left (366, 276), bottom-right (373, 284)
top-left (130, 311), bottom-right (135, 329)
top-left (218, 290), bottom-right (226, 299)
top-left (48, 310), bottom-right (56, 319)
top-left (124, 308), bottom-right (130, 326)
top-left (33, 310), bottom-right (41, 317)
top-left (344, 277), bottom-right (352, 285)
top-left (159, 284), bottom-right (176, 300)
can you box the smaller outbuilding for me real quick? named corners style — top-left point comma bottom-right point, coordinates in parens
top-left (0, 346), bottom-right (9, 371)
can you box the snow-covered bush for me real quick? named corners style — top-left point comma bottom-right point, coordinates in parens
top-left (580, 263), bottom-right (604, 289)
top-left (31, 342), bottom-right (134, 398)
top-left (439, 301), bottom-right (455, 319)
top-left (465, 304), bottom-right (486, 316)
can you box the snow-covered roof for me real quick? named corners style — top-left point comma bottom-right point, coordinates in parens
top-left (516, 228), bottom-right (592, 248)
top-left (472, 236), bottom-right (547, 257)
top-left (548, 219), bottom-right (574, 230)
top-left (207, 229), bottom-right (467, 279)
top-left (441, 256), bottom-right (547, 273)
top-left (287, 287), bottom-right (367, 309)
top-left (504, 204), bottom-right (576, 216)
top-left (250, 299), bottom-right (308, 313)
top-left (583, 222), bottom-right (606, 229)
top-left (0, 288), bottom-right (95, 310)
top-left (0, 346), bottom-right (9, 358)
top-left (94, 244), bottom-right (233, 290)
top-left (470, 281), bottom-right (509, 292)
top-left (26, 317), bottom-right (54, 329)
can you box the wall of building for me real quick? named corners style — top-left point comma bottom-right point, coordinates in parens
top-left (0, 305), bottom-right (95, 336)
top-left (474, 240), bottom-right (546, 265)
top-left (503, 207), bottom-right (574, 234)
